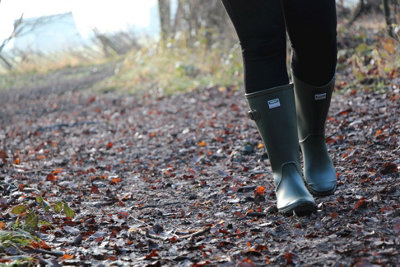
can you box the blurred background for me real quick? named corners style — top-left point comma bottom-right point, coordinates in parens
top-left (0, 0), bottom-right (399, 95)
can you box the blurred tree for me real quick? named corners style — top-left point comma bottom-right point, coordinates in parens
top-left (348, 0), bottom-right (399, 39)
top-left (0, 15), bottom-right (24, 70)
top-left (349, 0), bottom-right (382, 25)
top-left (158, 0), bottom-right (172, 42)
top-left (382, 0), bottom-right (398, 39)
top-left (158, 0), bottom-right (233, 46)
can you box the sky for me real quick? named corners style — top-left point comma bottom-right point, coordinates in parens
top-left (0, 0), bottom-right (158, 42)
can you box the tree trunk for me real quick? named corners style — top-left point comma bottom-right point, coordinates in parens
top-left (383, 0), bottom-right (396, 38)
top-left (348, 0), bottom-right (383, 25)
top-left (158, 0), bottom-right (171, 41)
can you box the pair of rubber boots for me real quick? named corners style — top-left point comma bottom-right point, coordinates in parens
top-left (247, 76), bottom-right (336, 216)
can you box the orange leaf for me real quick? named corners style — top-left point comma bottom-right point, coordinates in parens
top-left (375, 129), bottom-right (383, 138)
top-left (198, 141), bottom-right (206, 146)
top-left (257, 143), bottom-right (264, 149)
top-left (46, 173), bottom-right (58, 181)
top-left (53, 168), bottom-right (63, 174)
top-left (111, 178), bottom-right (122, 184)
top-left (0, 221), bottom-right (5, 230)
top-left (13, 158), bottom-right (21, 164)
top-left (106, 142), bottom-right (113, 149)
top-left (255, 186), bottom-right (266, 195)
top-left (62, 254), bottom-right (75, 260)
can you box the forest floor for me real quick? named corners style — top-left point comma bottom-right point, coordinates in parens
top-left (1, 63), bottom-right (400, 266)
top-left (1, 17), bottom-right (400, 267)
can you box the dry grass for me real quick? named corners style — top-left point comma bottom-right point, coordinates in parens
top-left (91, 39), bottom-right (244, 95)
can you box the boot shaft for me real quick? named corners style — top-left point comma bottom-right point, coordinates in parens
top-left (293, 75), bottom-right (335, 141)
top-left (246, 84), bottom-right (301, 181)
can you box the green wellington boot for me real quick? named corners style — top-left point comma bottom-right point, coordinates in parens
top-left (246, 84), bottom-right (316, 215)
top-left (293, 75), bottom-right (337, 196)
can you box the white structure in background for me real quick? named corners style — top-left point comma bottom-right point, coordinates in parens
top-left (12, 12), bottom-right (84, 53)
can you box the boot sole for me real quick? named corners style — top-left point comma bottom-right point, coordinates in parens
top-left (308, 184), bottom-right (337, 197)
top-left (279, 201), bottom-right (316, 217)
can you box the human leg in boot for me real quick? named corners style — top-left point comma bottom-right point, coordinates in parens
top-left (282, 0), bottom-right (338, 195)
top-left (221, 0), bottom-right (316, 215)
top-left (247, 85), bottom-right (316, 215)
top-left (293, 76), bottom-right (337, 195)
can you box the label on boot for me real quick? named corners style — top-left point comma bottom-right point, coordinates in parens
top-left (314, 93), bottom-right (327, 101)
top-left (268, 98), bottom-right (280, 109)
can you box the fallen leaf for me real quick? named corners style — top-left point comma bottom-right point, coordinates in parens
top-left (198, 141), bottom-right (206, 146)
top-left (145, 250), bottom-right (159, 260)
top-left (106, 142), bottom-right (113, 149)
top-left (255, 186), bottom-right (266, 196)
top-left (111, 178), bottom-right (122, 184)
top-left (393, 222), bottom-right (400, 235)
top-left (330, 212), bottom-right (339, 219)
top-left (355, 197), bottom-right (368, 210)
top-left (285, 252), bottom-right (293, 264)
top-left (46, 173), bottom-right (58, 182)
top-left (238, 258), bottom-right (255, 267)
top-left (62, 255), bottom-right (75, 260)
top-left (380, 162), bottom-right (398, 175)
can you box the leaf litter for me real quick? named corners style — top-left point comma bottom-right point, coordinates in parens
top-left (0, 80), bottom-right (399, 266)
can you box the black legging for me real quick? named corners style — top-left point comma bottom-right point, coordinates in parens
top-left (221, 0), bottom-right (337, 93)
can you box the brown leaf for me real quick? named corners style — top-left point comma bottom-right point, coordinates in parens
top-left (393, 222), bottom-right (400, 235)
top-left (145, 250), bottom-right (159, 260)
top-left (284, 252), bottom-right (294, 264)
top-left (380, 162), bottom-right (398, 175)
top-left (330, 212), bottom-right (339, 219)
top-left (91, 185), bottom-right (100, 194)
top-left (238, 258), bottom-right (255, 267)
top-left (0, 150), bottom-right (7, 162)
top-left (354, 197), bottom-right (368, 210)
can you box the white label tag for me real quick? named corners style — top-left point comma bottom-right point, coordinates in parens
top-left (268, 98), bottom-right (281, 109)
top-left (315, 93), bottom-right (327, 101)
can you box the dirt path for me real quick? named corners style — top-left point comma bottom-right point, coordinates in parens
top-left (0, 75), bottom-right (399, 265)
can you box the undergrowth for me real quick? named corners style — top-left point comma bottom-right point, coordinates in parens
top-left (91, 39), bottom-right (244, 95)
top-left (1, 16), bottom-right (399, 95)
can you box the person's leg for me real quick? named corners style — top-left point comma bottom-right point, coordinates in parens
top-left (281, 0), bottom-right (337, 86)
top-left (222, 0), bottom-right (316, 215)
top-left (221, 0), bottom-right (288, 93)
top-left (282, 0), bottom-right (338, 195)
